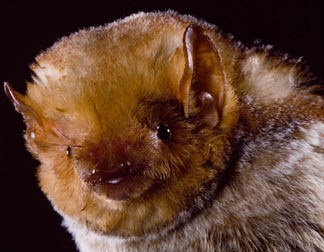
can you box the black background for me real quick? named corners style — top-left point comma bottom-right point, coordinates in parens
top-left (1, 0), bottom-right (323, 251)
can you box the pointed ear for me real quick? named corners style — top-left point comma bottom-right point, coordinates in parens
top-left (179, 24), bottom-right (226, 128)
top-left (4, 82), bottom-right (43, 128)
top-left (3, 81), bottom-right (52, 149)
top-left (4, 82), bottom-right (72, 152)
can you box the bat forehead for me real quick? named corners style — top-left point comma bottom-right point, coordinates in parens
top-left (31, 13), bottom-right (186, 87)
top-left (24, 13), bottom-right (189, 143)
top-left (28, 16), bottom-right (186, 116)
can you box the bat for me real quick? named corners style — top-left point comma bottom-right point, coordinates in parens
top-left (5, 11), bottom-right (324, 251)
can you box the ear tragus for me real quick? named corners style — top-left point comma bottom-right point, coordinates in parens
top-left (179, 24), bottom-right (226, 128)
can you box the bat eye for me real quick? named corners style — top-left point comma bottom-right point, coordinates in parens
top-left (157, 124), bottom-right (171, 141)
top-left (66, 146), bottom-right (72, 157)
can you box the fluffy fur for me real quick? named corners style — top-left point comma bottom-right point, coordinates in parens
top-left (5, 11), bottom-right (324, 251)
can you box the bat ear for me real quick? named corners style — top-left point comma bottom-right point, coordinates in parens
top-left (4, 82), bottom-right (43, 133)
top-left (179, 24), bottom-right (227, 128)
top-left (4, 82), bottom-right (71, 153)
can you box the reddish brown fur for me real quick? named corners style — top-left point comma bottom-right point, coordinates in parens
top-left (5, 11), bottom-right (324, 251)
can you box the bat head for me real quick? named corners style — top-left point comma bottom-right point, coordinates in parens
top-left (5, 13), bottom-right (238, 237)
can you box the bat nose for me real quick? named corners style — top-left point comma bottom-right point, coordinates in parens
top-left (74, 137), bottom-right (152, 200)
top-left (86, 159), bottom-right (135, 185)
top-left (76, 139), bottom-right (143, 186)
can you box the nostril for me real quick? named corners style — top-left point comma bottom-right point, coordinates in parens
top-left (119, 161), bottom-right (132, 169)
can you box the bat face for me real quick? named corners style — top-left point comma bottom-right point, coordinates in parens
top-left (5, 11), bottom-right (324, 251)
top-left (5, 14), bottom-right (239, 236)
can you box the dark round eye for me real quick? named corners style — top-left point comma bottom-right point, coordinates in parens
top-left (157, 124), bottom-right (171, 141)
top-left (66, 146), bottom-right (72, 157)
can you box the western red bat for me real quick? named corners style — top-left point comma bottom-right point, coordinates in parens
top-left (5, 11), bottom-right (324, 251)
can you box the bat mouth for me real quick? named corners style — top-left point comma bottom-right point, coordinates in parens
top-left (80, 163), bottom-right (153, 200)
top-left (93, 174), bottom-right (153, 200)
top-left (104, 177), bottom-right (124, 185)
